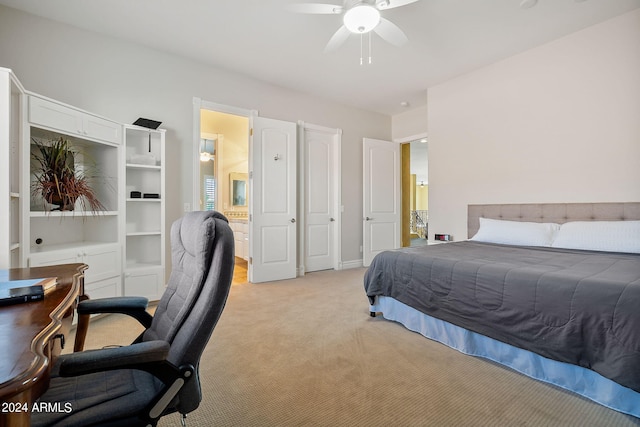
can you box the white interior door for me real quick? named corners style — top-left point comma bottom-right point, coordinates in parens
top-left (363, 138), bottom-right (401, 267)
top-left (303, 123), bottom-right (341, 273)
top-left (250, 116), bottom-right (297, 283)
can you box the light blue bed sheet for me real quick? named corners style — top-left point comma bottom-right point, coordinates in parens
top-left (370, 296), bottom-right (640, 419)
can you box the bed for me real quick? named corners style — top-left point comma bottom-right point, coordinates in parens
top-left (364, 203), bottom-right (640, 418)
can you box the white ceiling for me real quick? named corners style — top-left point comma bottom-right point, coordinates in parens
top-left (1, 0), bottom-right (638, 116)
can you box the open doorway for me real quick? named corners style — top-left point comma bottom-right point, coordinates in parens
top-left (198, 107), bottom-right (250, 283)
top-left (401, 137), bottom-right (428, 247)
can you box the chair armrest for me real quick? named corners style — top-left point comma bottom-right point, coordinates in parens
top-left (58, 340), bottom-right (172, 380)
top-left (78, 296), bottom-right (153, 328)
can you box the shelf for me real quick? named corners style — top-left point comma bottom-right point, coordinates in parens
top-left (126, 231), bottom-right (161, 237)
top-left (30, 210), bottom-right (119, 218)
top-left (126, 198), bottom-right (161, 202)
top-left (10, 192), bottom-right (20, 198)
top-left (29, 240), bottom-right (116, 253)
top-left (126, 163), bottom-right (161, 170)
top-left (125, 262), bottom-right (163, 271)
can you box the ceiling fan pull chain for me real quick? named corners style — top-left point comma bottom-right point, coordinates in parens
top-left (369, 32), bottom-right (372, 64)
top-left (360, 33), bottom-right (364, 65)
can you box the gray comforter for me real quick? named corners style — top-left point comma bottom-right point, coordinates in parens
top-left (364, 241), bottom-right (640, 393)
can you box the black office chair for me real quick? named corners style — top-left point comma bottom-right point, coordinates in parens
top-left (32, 211), bottom-right (235, 427)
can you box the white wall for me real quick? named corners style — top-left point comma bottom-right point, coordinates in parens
top-left (0, 5), bottom-right (391, 268)
top-left (392, 104), bottom-right (428, 142)
top-left (427, 9), bottom-right (640, 242)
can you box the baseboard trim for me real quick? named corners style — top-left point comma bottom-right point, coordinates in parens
top-left (339, 260), bottom-right (363, 270)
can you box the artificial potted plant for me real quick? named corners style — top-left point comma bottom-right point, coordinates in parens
top-left (31, 136), bottom-right (105, 213)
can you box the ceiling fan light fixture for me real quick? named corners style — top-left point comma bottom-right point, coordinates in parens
top-left (343, 4), bottom-right (381, 33)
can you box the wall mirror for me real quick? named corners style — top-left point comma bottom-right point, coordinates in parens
top-left (230, 172), bottom-right (248, 207)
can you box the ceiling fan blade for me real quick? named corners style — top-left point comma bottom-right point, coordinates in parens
top-left (324, 25), bottom-right (351, 52)
top-left (374, 17), bottom-right (408, 47)
top-left (286, 3), bottom-right (343, 14)
top-left (376, 0), bottom-right (419, 10)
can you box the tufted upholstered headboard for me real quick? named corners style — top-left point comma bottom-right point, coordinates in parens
top-left (467, 202), bottom-right (640, 239)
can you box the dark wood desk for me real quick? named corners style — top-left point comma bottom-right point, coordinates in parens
top-left (0, 263), bottom-right (86, 427)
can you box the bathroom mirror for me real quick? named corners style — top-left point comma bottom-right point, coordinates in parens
top-left (230, 172), bottom-right (248, 207)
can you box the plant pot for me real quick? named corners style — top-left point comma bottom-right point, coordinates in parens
top-left (47, 192), bottom-right (77, 211)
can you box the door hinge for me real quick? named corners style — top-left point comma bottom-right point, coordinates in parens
top-left (249, 257), bottom-right (253, 265)
top-left (250, 128), bottom-right (253, 136)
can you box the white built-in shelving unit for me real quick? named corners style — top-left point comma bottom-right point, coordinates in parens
top-left (0, 68), bottom-right (25, 269)
top-left (23, 93), bottom-right (123, 300)
top-left (0, 68), bottom-right (167, 302)
top-left (123, 125), bottom-right (165, 300)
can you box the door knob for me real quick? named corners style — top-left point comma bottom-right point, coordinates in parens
top-left (290, 218), bottom-right (296, 223)
top-left (365, 217), bottom-right (373, 221)
top-left (330, 218), bottom-right (335, 222)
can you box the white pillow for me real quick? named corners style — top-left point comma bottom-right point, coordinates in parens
top-left (551, 220), bottom-right (640, 254)
top-left (471, 217), bottom-right (559, 247)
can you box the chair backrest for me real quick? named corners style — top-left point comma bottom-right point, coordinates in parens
top-left (142, 210), bottom-right (235, 413)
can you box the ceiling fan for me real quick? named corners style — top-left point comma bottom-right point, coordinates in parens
top-left (288, 0), bottom-right (419, 56)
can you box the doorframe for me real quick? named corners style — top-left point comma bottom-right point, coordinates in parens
top-left (192, 97), bottom-right (256, 212)
top-left (192, 98), bottom-right (256, 281)
top-left (297, 121), bottom-right (342, 274)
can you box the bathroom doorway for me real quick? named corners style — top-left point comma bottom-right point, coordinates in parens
top-left (401, 137), bottom-right (429, 247)
top-left (199, 107), bottom-right (250, 282)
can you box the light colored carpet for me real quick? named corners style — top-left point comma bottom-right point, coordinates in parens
top-left (72, 268), bottom-right (640, 427)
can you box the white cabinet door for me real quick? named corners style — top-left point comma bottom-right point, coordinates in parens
top-left (29, 96), bottom-right (120, 145)
top-left (250, 117), bottom-right (297, 283)
top-left (29, 243), bottom-right (122, 297)
top-left (29, 96), bottom-right (81, 137)
top-left (85, 275), bottom-right (121, 300)
top-left (363, 138), bottom-right (401, 267)
top-left (82, 114), bottom-right (121, 145)
top-left (81, 244), bottom-right (121, 284)
top-left (29, 248), bottom-right (80, 267)
top-left (124, 266), bottom-right (164, 301)
top-left (229, 220), bottom-right (249, 260)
